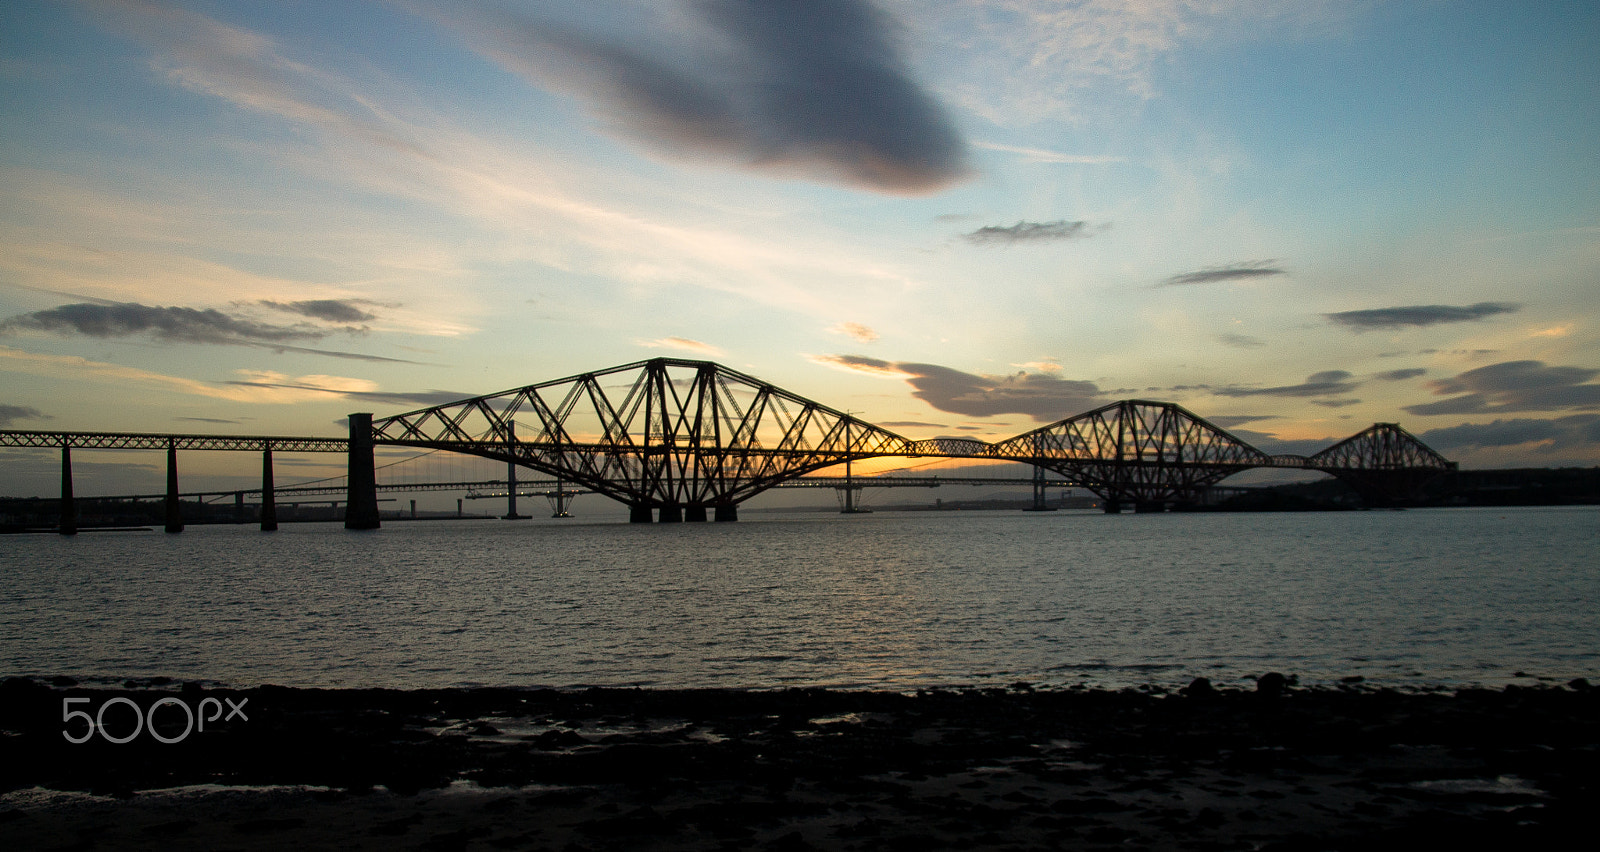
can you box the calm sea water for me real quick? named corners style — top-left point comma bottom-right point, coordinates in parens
top-left (2, 506), bottom-right (1596, 691)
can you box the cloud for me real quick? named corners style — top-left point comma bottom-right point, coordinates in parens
top-left (1419, 415), bottom-right (1600, 453)
top-left (879, 420), bottom-right (946, 429)
top-left (0, 344), bottom-right (382, 405)
top-left (638, 336), bottom-right (723, 356)
top-left (1375, 368), bottom-right (1427, 381)
top-left (1208, 414), bottom-right (1281, 428)
top-left (0, 404), bottom-right (49, 427)
top-left (1217, 333), bottom-right (1265, 349)
top-left (1, 301), bottom-right (321, 344)
top-left (809, 353), bottom-right (908, 377)
top-left (963, 220), bottom-right (1089, 245)
top-left (830, 322), bottom-right (879, 343)
top-left (893, 363), bottom-right (1106, 420)
top-left (226, 377), bottom-right (479, 409)
top-left (1325, 302), bottom-right (1520, 330)
top-left (0, 301), bottom-right (414, 362)
top-left (175, 416), bottom-right (240, 425)
top-left (813, 354), bottom-right (1105, 419)
top-left (1012, 360), bottom-right (1063, 374)
top-left (972, 142), bottom-right (1125, 165)
top-left (260, 299), bottom-right (379, 323)
top-left (1160, 261), bottom-right (1285, 287)
top-left (460, 0), bottom-right (969, 194)
top-left (1403, 360), bottom-right (1600, 416)
top-left (1212, 370), bottom-right (1360, 398)
top-left (1310, 398), bottom-right (1362, 408)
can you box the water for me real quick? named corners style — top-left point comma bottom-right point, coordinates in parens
top-left (2, 506), bottom-right (1596, 691)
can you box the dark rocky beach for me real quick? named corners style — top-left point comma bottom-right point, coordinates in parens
top-left (2, 676), bottom-right (1595, 850)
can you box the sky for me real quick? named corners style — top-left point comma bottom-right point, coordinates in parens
top-left (1, 0), bottom-right (1598, 499)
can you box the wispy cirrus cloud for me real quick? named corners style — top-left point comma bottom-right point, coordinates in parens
top-left (972, 141), bottom-right (1125, 165)
top-left (829, 322), bottom-right (879, 343)
top-left (1325, 302), bottom-right (1521, 330)
top-left (1160, 261), bottom-right (1285, 287)
top-left (1404, 361), bottom-right (1600, 416)
top-left (0, 344), bottom-right (382, 405)
top-left (638, 336), bottom-right (723, 356)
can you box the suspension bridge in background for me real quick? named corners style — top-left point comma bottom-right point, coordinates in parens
top-left (0, 358), bottom-right (1455, 534)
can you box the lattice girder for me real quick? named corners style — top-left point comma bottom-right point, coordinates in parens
top-left (370, 359), bottom-right (914, 509)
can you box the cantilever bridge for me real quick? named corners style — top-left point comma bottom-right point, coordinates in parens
top-left (2, 358), bottom-right (1455, 533)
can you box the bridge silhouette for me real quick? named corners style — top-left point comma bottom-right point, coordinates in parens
top-left (1, 357), bottom-right (1455, 533)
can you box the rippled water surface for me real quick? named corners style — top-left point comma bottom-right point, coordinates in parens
top-left (3, 506), bottom-right (1596, 690)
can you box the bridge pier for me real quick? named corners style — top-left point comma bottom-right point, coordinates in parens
top-left (659, 505), bottom-right (683, 523)
top-left (1102, 499), bottom-right (1122, 514)
top-left (629, 504), bottom-right (653, 523)
top-left (714, 504), bottom-right (738, 522)
top-left (164, 442), bottom-right (183, 533)
top-left (1134, 501), bottom-right (1166, 514)
top-left (684, 505), bottom-right (707, 522)
top-left (260, 447), bottom-right (277, 531)
top-left (344, 413), bottom-right (381, 530)
top-left (59, 444), bottom-right (76, 535)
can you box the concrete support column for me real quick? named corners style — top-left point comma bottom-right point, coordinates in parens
top-left (1102, 498), bottom-right (1122, 514)
top-left (59, 445), bottom-right (76, 536)
top-left (714, 504), bottom-right (738, 522)
top-left (260, 447), bottom-right (278, 531)
top-left (684, 505), bottom-right (707, 522)
top-left (164, 442), bottom-right (183, 533)
top-left (629, 504), bottom-right (653, 523)
top-left (658, 505), bottom-right (683, 523)
top-left (344, 412), bottom-right (381, 530)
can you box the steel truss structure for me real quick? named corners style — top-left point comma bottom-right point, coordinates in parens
top-left (366, 359), bottom-right (1455, 518)
top-left (371, 358), bottom-right (917, 521)
top-left (988, 400), bottom-right (1278, 511)
top-left (1, 358), bottom-right (1459, 527)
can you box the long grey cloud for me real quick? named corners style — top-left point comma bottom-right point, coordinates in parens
top-left (1211, 370), bottom-right (1361, 398)
top-left (1326, 302), bottom-right (1520, 330)
top-left (1, 302), bottom-right (322, 344)
top-left (1160, 261), bottom-right (1285, 287)
top-left (463, 0), bottom-right (969, 194)
top-left (1, 301), bottom-right (415, 363)
top-left (1403, 360), bottom-right (1600, 416)
top-left (963, 220), bottom-right (1089, 245)
top-left (1419, 415), bottom-right (1600, 453)
top-left (260, 299), bottom-right (379, 323)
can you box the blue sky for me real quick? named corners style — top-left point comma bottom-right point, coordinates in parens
top-left (2, 0), bottom-right (1598, 497)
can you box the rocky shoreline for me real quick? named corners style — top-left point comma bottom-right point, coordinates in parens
top-left (2, 676), bottom-right (1595, 850)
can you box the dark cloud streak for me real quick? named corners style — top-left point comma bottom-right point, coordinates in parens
top-left (260, 299), bottom-right (379, 323)
top-left (1161, 261), bottom-right (1285, 287)
top-left (1212, 370), bottom-right (1360, 398)
top-left (963, 220), bottom-right (1089, 245)
top-left (1326, 302), bottom-right (1520, 330)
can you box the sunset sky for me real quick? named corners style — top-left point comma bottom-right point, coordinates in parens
top-left (2, 0), bottom-right (1598, 498)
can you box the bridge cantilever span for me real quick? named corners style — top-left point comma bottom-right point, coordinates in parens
top-left (2, 357), bottom-right (1458, 530)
